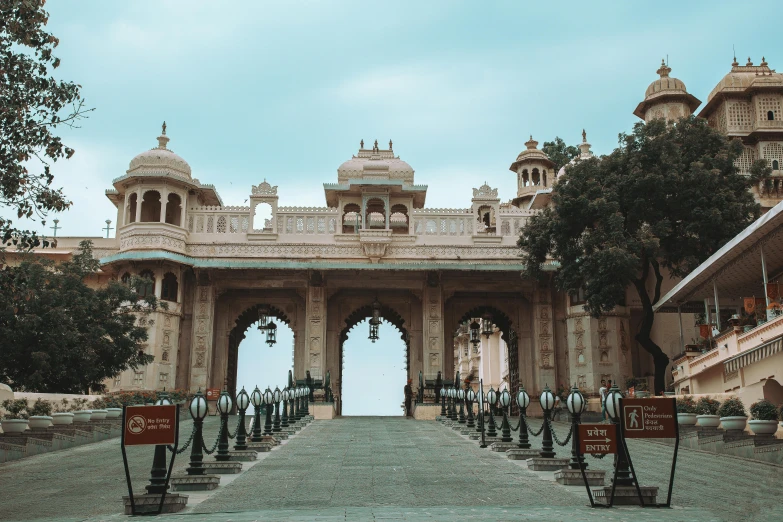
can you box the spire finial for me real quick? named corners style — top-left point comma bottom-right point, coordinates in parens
top-left (656, 59), bottom-right (671, 78)
top-left (360, 139), bottom-right (364, 149)
top-left (389, 139), bottom-right (393, 150)
top-left (747, 57), bottom-right (753, 66)
top-left (582, 129), bottom-right (587, 143)
top-left (156, 122), bottom-right (170, 149)
top-left (161, 121), bottom-right (167, 135)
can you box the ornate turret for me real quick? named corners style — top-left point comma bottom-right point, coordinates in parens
top-left (633, 60), bottom-right (701, 122)
top-left (509, 136), bottom-right (555, 209)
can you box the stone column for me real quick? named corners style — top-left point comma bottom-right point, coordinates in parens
top-left (189, 275), bottom-right (215, 392)
top-left (160, 189), bottom-right (168, 223)
top-left (422, 274), bottom-right (444, 382)
top-left (534, 284), bottom-right (557, 391)
top-left (304, 277), bottom-right (326, 380)
top-left (135, 188), bottom-right (143, 223)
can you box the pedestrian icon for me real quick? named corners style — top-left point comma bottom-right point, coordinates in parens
top-left (623, 405), bottom-right (644, 431)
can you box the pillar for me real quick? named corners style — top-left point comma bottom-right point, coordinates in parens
top-left (160, 189), bottom-right (168, 224)
top-left (534, 284), bottom-right (556, 390)
top-left (135, 188), bottom-right (143, 223)
top-left (304, 276), bottom-right (327, 380)
top-left (423, 273), bottom-right (444, 382)
top-left (189, 274), bottom-right (215, 392)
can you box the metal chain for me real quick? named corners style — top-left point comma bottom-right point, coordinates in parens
top-left (201, 417), bottom-right (225, 455)
top-left (167, 423), bottom-right (196, 455)
top-left (226, 415), bottom-right (242, 440)
top-left (547, 417), bottom-right (574, 447)
top-left (526, 419), bottom-right (545, 437)
top-left (509, 418), bottom-right (521, 432)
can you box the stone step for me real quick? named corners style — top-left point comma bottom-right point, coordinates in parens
top-left (554, 468), bottom-right (606, 486)
top-left (170, 474), bottom-right (220, 491)
top-left (591, 485), bottom-right (658, 506)
top-left (202, 461), bottom-right (243, 474)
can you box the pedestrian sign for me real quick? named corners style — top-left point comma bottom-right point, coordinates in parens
top-left (621, 398), bottom-right (676, 438)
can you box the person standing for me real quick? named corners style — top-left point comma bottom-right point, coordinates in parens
top-left (599, 380), bottom-right (608, 422)
top-left (404, 379), bottom-right (413, 417)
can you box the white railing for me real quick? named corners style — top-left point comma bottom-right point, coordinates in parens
top-left (276, 208), bottom-right (340, 235)
top-left (188, 206), bottom-right (252, 234)
top-left (412, 209), bottom-right (474, 236)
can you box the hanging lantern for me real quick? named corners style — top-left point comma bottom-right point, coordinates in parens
top-left (266, 321), bottom-right (277, 346)
top-left (469, 320), bottom-right (481, 347)
top-left (369, 321), bottom-right (379, 343)
top-left (371, 299), bottom-right (381, 325)
top-left (482, 312), bottom-right (493, 338)
top-left (257, 307), bottom-right (268, 332)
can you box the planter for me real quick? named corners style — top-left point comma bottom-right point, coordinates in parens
top-left (1, 419), bottom-right (30, 433)
top-left (748, 420), bottom-right (779, 435)
top-left (635, 391), bottom-right (650, 398)
top-left (720, 416), bottom-right (748, 431)
top-left (677, 413), bottom-right (697, 425)
top-left (106, 408), bottom-right (122, 419)
top-left (696, 415), bottom-right (720, 428)
top-left (51, 413), bottom-right (74, 425)
top-left (90, 409), bottom-right (108, 421)
top-left (72, 410), bottom-right (92, 423)
top-left (28, 416), bottom-right (53, 429)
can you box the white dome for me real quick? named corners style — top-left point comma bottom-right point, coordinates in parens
top-left (127, 125), bottom-right (191, 179)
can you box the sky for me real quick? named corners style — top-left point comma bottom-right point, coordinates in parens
top-left (5, 0), bottom-right (779, 413)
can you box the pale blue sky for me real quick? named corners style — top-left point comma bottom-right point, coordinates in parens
top-left (8, 1), bottom-right (780, 414)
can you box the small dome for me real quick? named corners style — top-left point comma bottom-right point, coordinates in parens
top-left (337, 139), bottom-right (414, 183)
top-left (127, 122), bottom-right (192, 179)
top-left (706, 57), bottom-right (782, 105)
top-left (645, 60), bottom-right (688, 98)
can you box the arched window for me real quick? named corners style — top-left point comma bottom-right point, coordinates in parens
top-left (121, 272), bottom-right (131, 284)
top-left (774, 160), bottom-right (780, 171)
top-left (342, 203), bottom-right (361, 233)
top-left (531, 168), bottom-right (540, 186)
top-left (140, 191), bottom-right (161, 222)
top-left (768, 111), bottom-right (775, 121)
top-left (127, 194), bottom-right (138, 223)
top-left (138, 270), bottom-right (155, 298)
top-left (161, 273), bottom-right (178, 302)
top-left (365, 198), bottom-right (386, 229)
top-left (522, 170), bottom-right (529, 186)
top-left (389, 204), bottom-right (409, 234)
top-left (165, 193), bottom-right (182, 226)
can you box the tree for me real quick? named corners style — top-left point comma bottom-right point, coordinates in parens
top-left (519, 117), bottom-right (767, 393)
top-left (0, 241), bottom-right (162, 393)
top-left (541, 137), bottom-right (579, 173)
top-left (0, 0), bottom-right (93, 250)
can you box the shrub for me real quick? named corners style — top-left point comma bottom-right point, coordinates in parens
top-left (749, 399), bottom-right (779, 421)
top-left (676, 395), bottom-right (696, 413)
top-left (67, 398), bottom-right (89, 412)
top-left (28, 398), bottom-right (54, 417)
top-left (625, 377), bottom-right (648, 391)
top-left (694, 397), bottom-right (721, 415)
top-left (101, 389), bottom-right (194, 409)
top-left (1, 399), bottom-right (30, 419)
top-left (717, 397), bottom-right (746, 418)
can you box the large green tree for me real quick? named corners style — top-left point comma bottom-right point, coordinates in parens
top-left (542, 137), bottom-right (579, 173)
top-left (0, 241), bottom-right (161, 393)
top-left (1, 0), bottom-right (92, 249)
top-left (519, 117), bottom-right (767, 393)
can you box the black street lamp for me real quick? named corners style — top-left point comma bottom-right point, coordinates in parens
top-left (266, 321), bottom-right (277, 346)
top-left (215, 390), bottom-right (233, 462)
top-left (516, 385), bottom-right (531, 449)
top-left (457, 388), bottom-right (466, 424)
top-left (258, 308), bottom-right (268, 332)
top-left (481, 312), bottom-right (493, 338)
top-left (281, 388), bottom-right (290, 429)
top-left (289, 388), bottom-right (297, 423)
top-left (186, 390), bottom-right (208, 476)
top-left (449, 387), bottom-right (457, 421)
top-left (605, 383), bottom-right (634, 486)
top-left (272, 387), bottom-right (282, 433)
top-left (369, 320), bottom-right (379, 342)
top-left (566, 384), bottom-right (587, 470)
top-left (250, 386), bottom-right (263, 443)
top-left (262, 387), bottom-right (274, 435)
top-left (440, 385), bottom-right (447, 417)
top-left (466, 387), bottom-right (476, 428)
top-left (499, 388), bottom-right (513, 443)
top-left (539, 385), bottom-right (556, 459)
top-left (146, 392), bottom-right (172, 494)
top-left (469, 320), bottom-right (481, 347)
top-left (486, 387), bottom-right (498, 438)
top-left (233, 387), bottom-right (250, 451)
top-left (305, 386), bottom-right (311, 416)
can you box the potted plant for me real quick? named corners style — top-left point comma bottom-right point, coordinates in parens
top-left (1, 399), bottom-right (30, 433)
top-left (676, 395), bottom-right (697, 425)
top-left (749, 399), bottom-right (780, 435)
top-left (718, 397), bottom-right (747, 431)
top-left (27, 398), bottom-right (54, 429)
top-left (52, 399), bottom-right (74, 425)
top-left (695, 396), bottom-right (721, 427)
top-left (68, 398), bottom-right (92, 423)
top-left (626, 377), bottom-right (650, 398)
top-left (684, 340), bottom-right (702, 354)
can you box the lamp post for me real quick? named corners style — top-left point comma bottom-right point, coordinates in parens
top-left (281, 388), bottom-right (290, 429)
top-left (457, 388), bottom-right (466, 424)
top-left (516, 386), bottom-right (531, 449)
top-left (272, 387), bottom-right (282, 433)
top-left (539, 385), bottom-right (556, 459)
top-left (605, 383), bottom-right (634, 486)
top-left (466, 388), bottom-right (476, 428)
top-left (233, 387), bottom-right (250, 451)
top-left (566, 384), bottom-right (587, 470)
top-left (481, 312), bottom-right (493, 338)
top-left (289, 388), bottom-right (298, 424)
top-left (215, 390), bottom-right (233, 462)
top-left (250, 386), bottom-right (263, 443)
top-left (146, 392), bottom-right (172, 494)
top-left (266, 321), bottom-right (277, 346)
top-left (449, 387), bottom-right (457, 421)
top-left (186, 390), bottom-right (209, 475)
top-left (262, 387), bottom-right (274, 436)
top-left (486, 387), bottom-right (498, 438)
top-left (499, 388), bottom-right (513, 443)
top-left (469, 320), bottom-right (481, 348)
top-left (305, 386), bottom-right (311, 416)
top-left (293, 387), bottom-right (301, 421)
top-left (440, 386), bottom-right (447, 418)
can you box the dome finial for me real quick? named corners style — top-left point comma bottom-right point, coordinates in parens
top-left (656, 59), bottom-right (671, 78)
top-left (161, 121), bottom-right (167, 135)
top-left (747, 57), bottom-right (753, 66)
top-left (360, 139), bottom-right (364, 149)
top-left (156, 122), bottom-right (170, 150)
top-left (389, 139), bottom-right (393, 150)
top-left (525, 136), bottom-right (538, 150)
top-left (582, 129), bottom-right (587, 143)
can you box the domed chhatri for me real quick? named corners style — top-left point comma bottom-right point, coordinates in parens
top-left (633, 60), bottom-right (701, 123)
top-left (337, 139), bottom-right (414, 185)
top-left (127, 121), bottom-right (192, 179)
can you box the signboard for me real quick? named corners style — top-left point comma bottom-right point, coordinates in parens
top-left (123, 405), bottom-right (177, 446)
top-left (621, 398), bottom-right (676, 438)
top-left (578, 423), bottom-right (618, 455)
top-left (206, 388), bottom-right (221, 401)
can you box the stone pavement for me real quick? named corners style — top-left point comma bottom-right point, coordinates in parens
top-left (1, 416), bottom-right (782, 521)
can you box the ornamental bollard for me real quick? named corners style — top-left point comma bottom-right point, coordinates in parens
top-left (233, 388), bottom-right (250, 451)
top-left (214, 390), bottom-right (233, 462)
top-left (250, 387), bottom-right (263, 443)
top-left (505, 385), bottom-right (541, 461)
top-left (263, 387), bottom-right (274, 436)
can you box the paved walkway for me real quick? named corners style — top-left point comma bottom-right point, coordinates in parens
top-left (1, 416), bottom-right (782, 521)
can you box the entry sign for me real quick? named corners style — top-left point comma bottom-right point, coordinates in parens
top-left (206, 388), bottom-right (220, 401)
top-left (622, 398), bottom-right (677, 438)
top-left (123, 405), bottom-right (177, 446)
top-left (578, 423), bottom-right (618, 455)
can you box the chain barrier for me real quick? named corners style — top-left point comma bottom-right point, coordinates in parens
top-left (226, 415), bottom-right (243, 440)
top-left (167, 423), bottom-right (196, 455)
top-left (547, 417), bottom-right (574, 447)
top-left (201, 417), bottom-right (225, 455)
top-left (509, 417), bottom-right (521, 432)
top-left (526, 419), bottom-right (545, 437)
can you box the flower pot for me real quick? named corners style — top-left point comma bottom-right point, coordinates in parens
top-left (1, 419), bottom-right (30, 433)
top-left (748, 419), bottom-right (779, 435)
top-left (696, 415), bottom-right (720, 428)
top-left (677, 413), bottom-right (697, 425)
top-left (106, 408), bottom-right (122, 419)
top-left (72, 410), bottom-right (92, 423)
top-left (90, 409), bottom-right (108, 421)
top-left (636, 391), bottom-right (650, 398)
top-left (51, 413), bottom-right (74, 425)
top-left (720, 416), bottom-right (747, 431)
top-left (28, 416), bottom-right (53, 429)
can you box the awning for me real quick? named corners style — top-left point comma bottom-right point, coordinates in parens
top-left (724, 334), bottom-right (783, 373)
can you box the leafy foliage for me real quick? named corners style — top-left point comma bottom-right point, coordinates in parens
top-left (541, 137), bottom-right (579, 173)
top-left (0, 240), bottom-right (163, 393)
top-left (717, 397), bottom-right (747, 418)
top-left (28, 397), bottom-right (52, 416)
top-left (519, 117), bottom-right (766, 393)
top-left (102, 389), bottom-right (194, 408)
top-left (676, 395), bottom-right (696, 413)
top-left (1, 398), bottom-right (29, 419)
top-left (694, 396), bottom-right (721, 415)
top-left (749, 399), bottom-right (779, 421)
top-left (0, 0), bottom-right (93, 249)
top-left (625, 377), bottom-right (648, 391)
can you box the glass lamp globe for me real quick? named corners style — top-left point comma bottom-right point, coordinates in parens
top-left (217, 390), bottom-right (233, 414)
top-left (458, 388), bottom-right (465, 400)
top-left (251, 386), bottom-right (262, 408)
top-left (605, 384), bottom-right (623, 420)
top-left (189, 390), bottom-right (208, 420)
top-left (155, 393), bottom-right (172, 406)
top-left (499, 389), bottom-right (511, 408)
top-left (281, 388), bottom-right (289, 401)
top-left (236, 387), bottom-right (250, 411)
top-left (539, 385), bottom-right (555, 411)
top-left (440, 387), bottom-right (446, 398)
top-left (487, 387), bottom-right (497, 406)
top-left (273, 387), bottom-right (282, 403)
top-left (517, 387), bottom-right (530, 410)
top-left (263, 387), bottom-right (273, 405)
top-left (466, 389), bottom-right (475, 402)
top-left (566, 385), bottom-right (585, 414)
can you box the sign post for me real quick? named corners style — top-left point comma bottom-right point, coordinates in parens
top-left (121, 405), bottom-right (179, 516)
top-left (206, 388), bottom-right (221, 416)
top-left (576, 423), bottom-right (618, 508)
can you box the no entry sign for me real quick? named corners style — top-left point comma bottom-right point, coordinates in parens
top-left (621, 398), bottom-right (677, 438)
top-left (206, 388), bottom-right (220, 401)
top-left (123, 405), bottom-right (177, 446)
top-left (578, 423), bottom-right (618, 454)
